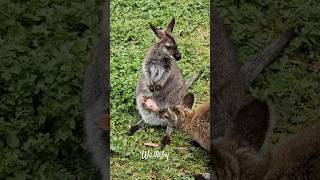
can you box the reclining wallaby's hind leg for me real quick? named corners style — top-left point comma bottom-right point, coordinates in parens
top-left (241, 29), bottom-right (298, 91)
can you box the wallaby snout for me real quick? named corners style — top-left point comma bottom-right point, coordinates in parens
top-left (174, 52), bottom-right (181, 61)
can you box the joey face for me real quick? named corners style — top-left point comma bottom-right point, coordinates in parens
top-left (159, 107), bottom-right (179, 127)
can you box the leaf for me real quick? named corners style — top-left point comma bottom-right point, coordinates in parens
top-left (143, 142), bottom-right (159, 148)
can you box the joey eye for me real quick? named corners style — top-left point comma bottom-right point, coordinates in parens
top-left (163, 114), bottom-right (169, 119)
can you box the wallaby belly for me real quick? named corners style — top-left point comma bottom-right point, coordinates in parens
top-left (136, 63), bottom-right (186, 126)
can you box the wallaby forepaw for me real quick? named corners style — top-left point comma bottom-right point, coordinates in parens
top-left (148, 85), bottom-right (155, 92)
top-left (155, 85), bottom-right (161, 91)
top-left (160, 135), bottom-right (171, 150)
top-left (140, 96), bottom-right (160, 112)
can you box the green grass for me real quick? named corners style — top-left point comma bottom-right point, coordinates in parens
top-left (110, 0), bottom-right (210, 179)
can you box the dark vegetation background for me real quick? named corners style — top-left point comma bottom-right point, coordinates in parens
top-left (0, 0), bottom-right (103, 179)
top-left (216, 0), bottom-right (320, 150)
top-left (0, 0), bottom-right (319, 179)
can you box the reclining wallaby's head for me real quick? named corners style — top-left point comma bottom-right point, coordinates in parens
top-left (210, 99), bottom-right (272, 180)
top-left (149, 18), bottom-right (181, 61)
top-left (159, 93), bottom-right (195, 127)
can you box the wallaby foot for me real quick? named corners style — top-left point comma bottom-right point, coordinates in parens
top-left (148, 84), bottom-right (162, 92)
top-left (193, 173), bottom-right (210, 180)
top-left (160, 134), bottom-right (171, 150)
top-left (160, 126), bottom-right (173, 150)
top-left (128, 120), bottom-right (144, 136)
top-left (186, 70), bottom-right (203, 89)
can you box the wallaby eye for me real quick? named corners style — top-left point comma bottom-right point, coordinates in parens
top-left (166, 45), bottom-right (172, 50)
top-left (163, 114), bottom-right (169, 119)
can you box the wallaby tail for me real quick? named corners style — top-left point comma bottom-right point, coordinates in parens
top-left (241, 28), bottom-right (298, 90)
top-left (186, 70), bottom-right (203, 89)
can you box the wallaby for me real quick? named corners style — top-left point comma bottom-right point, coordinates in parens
top-left (128, 18), bottom-right (201, 137)
top-left (200, 6), bottom-right (298, 180)
top-left (207, 101), bottom-right (320, 180)
top-left (211, 6), bottom-right (298, 138)
top-left (82, 1), bottom-right (109, 179)
top-left (141, 93), bottom-right (209, 150)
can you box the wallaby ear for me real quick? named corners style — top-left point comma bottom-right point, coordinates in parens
top-left (149, 23), bottom-right (163, 38)
top-left (231, 99), bottom-right (271, 151)
top-left (182, 93), bottom-right (194, 109)
top-left (165, 18), bottom-right (175, 33)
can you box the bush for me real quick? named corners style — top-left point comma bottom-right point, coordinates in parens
top-left (0, 0), bottom-right (103, 179)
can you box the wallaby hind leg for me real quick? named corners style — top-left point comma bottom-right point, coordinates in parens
top-left (186, 70), bottom-right (203, 89)
top-left (160, 125), bottom-right (174, 150)
top-left (128, 120), bottom-right (144, 136)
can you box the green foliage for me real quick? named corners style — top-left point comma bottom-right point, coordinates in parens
top-left (110, 0), bottom-right (210, 179)
top-left (0, 0), bottom-right (103, 179)
top-left (217, 1), bottom-right (320, 147)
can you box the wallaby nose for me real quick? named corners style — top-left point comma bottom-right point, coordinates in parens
top-left (174, 53), bottom-right (181, 61)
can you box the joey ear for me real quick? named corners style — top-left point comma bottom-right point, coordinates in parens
top-left (165, 18), bottom-right (175, 33)
top-left (182, 93), bottom-right (194, 109)
top-left (231, 99), bottom-right (271, 151)
top-left (149, 23), bottom-right (163, 38)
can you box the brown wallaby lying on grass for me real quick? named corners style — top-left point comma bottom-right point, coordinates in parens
top-left (128, 18), bottom-right (202, 138)
top-left (82, 1), bottom-right (109, 179)
top-left (141, 93), bottom-right (210, 150)
top-left (209, 104), bottom-right (320, 180)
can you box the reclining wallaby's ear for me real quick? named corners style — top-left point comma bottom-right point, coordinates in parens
top-left (165, 18), bottom-right (175, 33)
top-left (231, 99), bottom-right (271, 151)
top-left (149, 23), bottom-right (163, 38)
top-left (182, 93), bottom-right (194, 109)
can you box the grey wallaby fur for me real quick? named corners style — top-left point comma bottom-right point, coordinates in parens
top-left (82, 1), bottom-right (109, 179)
top-left (128, 18), bottom-right (202, 137)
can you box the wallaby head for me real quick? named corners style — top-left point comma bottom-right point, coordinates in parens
top-left (159, 93), bottom-right (195, 127)
top-left (149, 18), bottom-right (181, 61)
top-left (210, 99), bottom-right (271, 180)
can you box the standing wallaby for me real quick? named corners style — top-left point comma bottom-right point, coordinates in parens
top-left (82, 1), bottom-right (109, 179)
top-left (141, 93), bottom-right (210, 150)
top-left (128, 18), bottom-right (201, 137)
top-left (209, 102), bottom-right (320, 180)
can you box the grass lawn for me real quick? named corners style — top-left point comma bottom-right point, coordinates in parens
top-left (110, 0), bottom-right (210, 179)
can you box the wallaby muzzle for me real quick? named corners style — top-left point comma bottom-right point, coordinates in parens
top-left (174, 52), bottom-right (181, 61)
